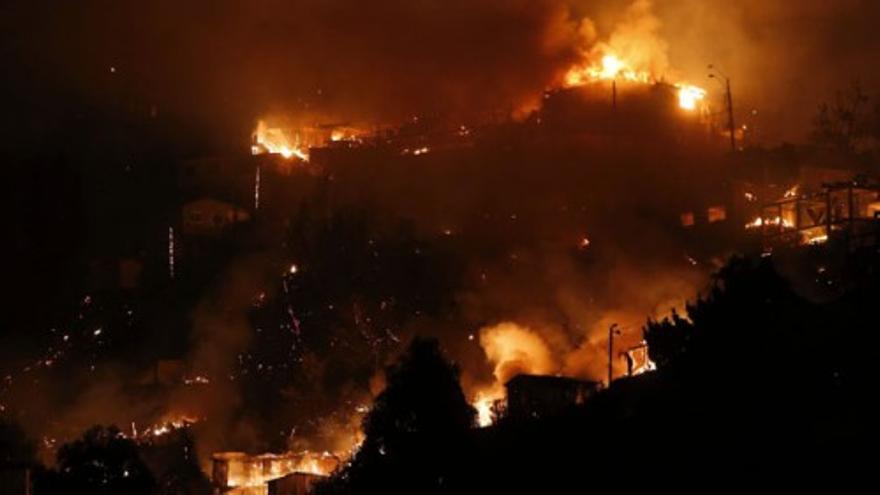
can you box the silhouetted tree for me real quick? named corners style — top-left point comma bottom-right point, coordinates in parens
top-left (318, 337), bottom-right (476, 494)
top-left (812, 82), bottom-right (876, 153)
top-left (139, 429), bottom-right (211, 495)
top-left (645, 256), bottom-right (808, 380)
top-left (53, 426), bottom-right (155, 495)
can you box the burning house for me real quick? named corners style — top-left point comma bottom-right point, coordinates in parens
top-left (749, 179), bottom-right (880, 249)
top-left (212, 451), bottom-right (339, 495)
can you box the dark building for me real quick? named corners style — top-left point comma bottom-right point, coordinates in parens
top-left (505, 374), bottom-right (600, 421)
top-left (268, 472), bottom-right (327, 495)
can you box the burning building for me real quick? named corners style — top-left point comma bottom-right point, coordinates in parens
top-left (212, 451), bottom-right (339, 495)
top-left (748, 179), bottom-right (880, 249)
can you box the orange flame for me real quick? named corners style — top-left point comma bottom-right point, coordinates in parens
top-left (252, 120), bottom-right (309, 161)
top-left (564, 51), bottom-right (707, 112)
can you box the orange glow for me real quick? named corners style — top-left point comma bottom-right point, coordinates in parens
top-left (472, 388), bottom-right (504, 428)
top-left (252, 120), bottom-right (309, 161)
top-left (130, 414), bottom-right (200, 440)
top-left (330, 127), bottom-right (366, 143)
top-left (471, 322), bottom-right (558, 427)
top-left (676, 84), bottom-right (706, 111)
top-left (564, 51), bottom-right (707, 112)
top-left (745, 216), bottom-right (795, 230)
top-left (564, 53), bottom-right (651, 87)
top-left (213, 451), bottom-right (340, 491)
top-left (805, 233), bottom-right (829, 245)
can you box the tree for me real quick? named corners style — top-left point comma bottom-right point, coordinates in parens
top-left (811, 82), bottom-right (875, 153)
top-left (139, 429), bottom-right (211, 495)
top-left (319, 337), bottom-right (476, 494)
top-left (54, 426), bottom-right (155, 495)
top-left (644, 256), bottom-right (806, 379)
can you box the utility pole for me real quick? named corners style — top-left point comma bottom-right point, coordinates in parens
top-left (725, 78), bottom-right (736, 152)
top-left (709, 65), bottom-right (736, 152)
top-left (608, 323), bottom-right (620, 387)
top-left (612, 79), bottom-right (617, 109)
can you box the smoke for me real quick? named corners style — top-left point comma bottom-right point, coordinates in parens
top-left (180, 254), bottom-right (276, 467)
top-left (480, 322), bottom-right (557, 384)
top-left (650, 0), bottom-right (880, 142)
top-left (5, 0), bottom-right (879, 148)
top-left (470, 260), bottom-right (701, 399)
top-left (582, 0), bottom-right (670, 80)
top-left (5, 0), bottom-right (880, 470)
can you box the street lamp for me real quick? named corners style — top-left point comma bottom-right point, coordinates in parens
top-left (608, 323), bottom-right (621, 387)
top-left (708, 65), bottom-right (736, 152)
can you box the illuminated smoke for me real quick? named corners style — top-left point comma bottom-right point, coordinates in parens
top-left (480, 322), bottom-right (557, 385)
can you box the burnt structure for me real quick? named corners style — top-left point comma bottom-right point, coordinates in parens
top-left (212, 452), bottom-right (338, 495)
top-left (505, 374), bottom-right (600, 421)
top-left (267, 473), bottom-right (327, 495)
top-left (755, 179), bottom-right (880, 249)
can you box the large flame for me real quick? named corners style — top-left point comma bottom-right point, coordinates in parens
top-left (214, 451), bottom-right (340, 491)
top-left (252, 120), bottom-right (310, 161)
top-left (564, 51), bottom-right (706, 112)
top-left (676, 84), bottom-right (706, 111)
top-left (565, 53), bottom-right (651, 86)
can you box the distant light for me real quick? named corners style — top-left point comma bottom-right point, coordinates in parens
top-left (289, 264), bottom-right (299, 274)
top-left (109, 66), bottom-right (116, 73)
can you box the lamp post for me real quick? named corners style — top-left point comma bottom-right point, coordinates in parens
top-left (608, 323), bottom-right (620, 387)
top-left (708, 65), bottom-right (736, 152)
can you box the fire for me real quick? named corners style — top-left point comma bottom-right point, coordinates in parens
top-left (330, 127), bottom-right (365, 143)
top-left (625, 343), bottom-right (657, 376)
top-left (564, 53), bottom-right (651, 87)
top-left (471, 322), bottom-right (558, 427)
top-left (213, 451), bottom-right (340, 492)
top-left (564, 51), bottom-right (707, 112)
top-left (252, 120), bottom-right (309, 161)
top-left (745, 216), bottom-right (795, 230)
top-left (472, 388), bottom-right (505, 428)
top-left (676, 84), bottom-right (706, 111)
top-left (805, 234), bottom-right (829, 245)
top-left (129, 414), bottom-right (200, 441)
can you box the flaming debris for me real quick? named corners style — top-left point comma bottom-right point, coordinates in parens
top-left (252, 120), bottom-right (310, 161)
top-left (565, 53), bottom-right (651, 86)
top-left (564, 50), bottom-right (707, 112)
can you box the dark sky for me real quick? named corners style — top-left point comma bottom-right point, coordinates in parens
top-left (2, 0), bottom-right (880, 154)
